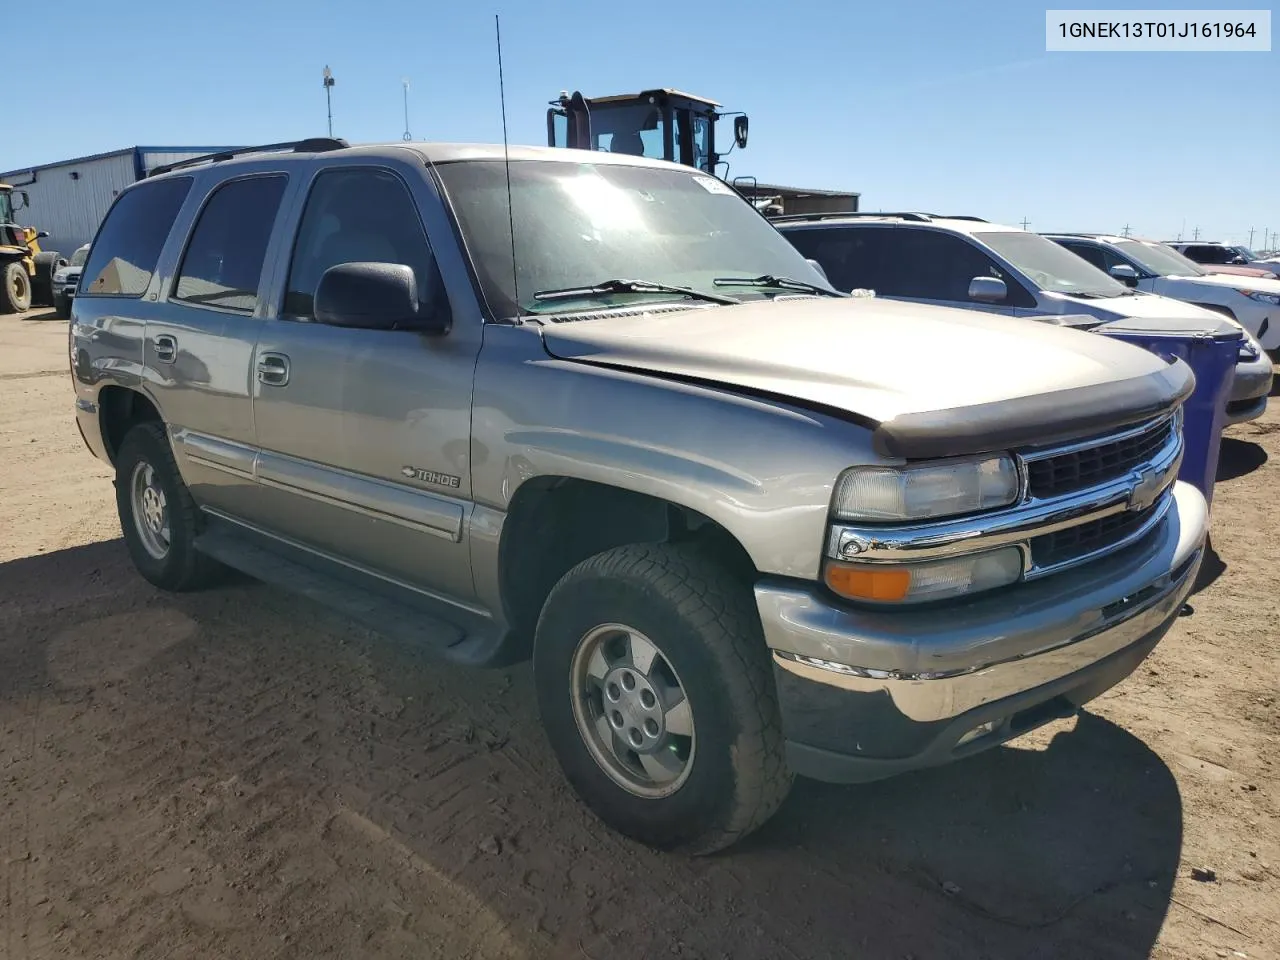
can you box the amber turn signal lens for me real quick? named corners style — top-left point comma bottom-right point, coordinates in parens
top-left (824, 563), bottom-right (912, 602)
top-left (824, 547), bottom-right (1024, 604)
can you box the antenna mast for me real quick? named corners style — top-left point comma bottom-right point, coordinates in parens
top-left (495, 14), bottom-right (521, 319)
top-left (402, 78), bottom-right (412, 141)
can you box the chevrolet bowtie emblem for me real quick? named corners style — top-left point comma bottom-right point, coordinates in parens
top-left (1126, 463), bottom-right (1163, 513)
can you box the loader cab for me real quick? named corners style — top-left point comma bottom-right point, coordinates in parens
top-left (547, 89), bottom-right (748, 178)
top-left (0, 185), bottom-right (23, 243)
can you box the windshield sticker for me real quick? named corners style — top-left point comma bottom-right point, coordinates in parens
top-left (691, 176), bottom-right (737, 196)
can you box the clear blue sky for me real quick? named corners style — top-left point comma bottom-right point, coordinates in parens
top-left (10, 0), bottom-right (1278, 246)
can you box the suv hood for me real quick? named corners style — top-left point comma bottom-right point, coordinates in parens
top-left (540, 297), bottom-right (1192, 459)
top-left (1174, 273), bottom-right (1280, 295)
top-left (1044, 289), bottom-right (1226, 323)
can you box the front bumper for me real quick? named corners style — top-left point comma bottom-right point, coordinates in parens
top-left (1225, 346), bottom-right (1273, 425)
top-left (755, 480), bottom-right (1207, 783)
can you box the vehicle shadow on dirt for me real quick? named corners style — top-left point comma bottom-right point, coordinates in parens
top-left (1216, 437), bottom-right (1268, 481)
top-left (1189, 534), bottom-right (1226, 597)
top-left (0, 540), bottom-right (1183, 960)
top-left (17, 308), bottom-right (63, 323)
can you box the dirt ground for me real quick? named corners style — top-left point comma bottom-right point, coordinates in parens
top-left (1, 307), bottom-right (1277, 960)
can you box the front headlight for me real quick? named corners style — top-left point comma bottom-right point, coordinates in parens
top-left (53, 269), bottom-right (71, 283)
top-left (832, 455), bottom-right (1019, 523)
top-left (1239, 330), bottom-right (1263, 360)
top-left (824, 546), bottom-right (1024, 604)
top-left (1239, 289), bottom-right (1280, 306)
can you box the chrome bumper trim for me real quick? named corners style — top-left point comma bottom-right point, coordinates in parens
top-left (773, 548), bottom-right (1196, 722)
top-left (762, 481), bottom-right (1208, 723)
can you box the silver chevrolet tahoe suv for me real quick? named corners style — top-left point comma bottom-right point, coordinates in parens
top-left (69, 139), bottom-right (1208, 854)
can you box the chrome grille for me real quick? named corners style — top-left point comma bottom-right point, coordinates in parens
top-left (1024, 417), bottom-right (1173, 501)
top-left (1029, 497), bottom-right (1164, 571)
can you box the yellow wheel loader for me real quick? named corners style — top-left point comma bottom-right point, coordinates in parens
top-left (1, 183), bottom-right (65, 313)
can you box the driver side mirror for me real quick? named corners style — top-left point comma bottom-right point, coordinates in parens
top-left (733, 115), bottom-right (749, 150)
top-left (968, 275), bottom-right (1007, 303)
top-left (1108, 263), bottom-right (1139, 286)
top-left (36, 230), bottom-right (49, 240)
top-left (314, 262), bottom-right (449, 333)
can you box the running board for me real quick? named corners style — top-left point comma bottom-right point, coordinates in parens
top-left (193, 524), bottom-right (468, 651)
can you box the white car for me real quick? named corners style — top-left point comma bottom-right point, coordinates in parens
top-left (773, 214), bottom-right (1271, 424)
top-left (52, 243), bottom-right (90, 318)
top-left (1046, 234), bottom-right (1280, 352)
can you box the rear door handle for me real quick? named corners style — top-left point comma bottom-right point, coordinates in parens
top-left (154, 334), bottom-right (177, 364)
top-left (257, 352), bottom-right (290, 387)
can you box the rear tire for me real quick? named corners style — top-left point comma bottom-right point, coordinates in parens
top-left (32, 251), bottom-right (65, 307)
top-left (115, 421), bottom-right (222, 592)
top-left (53, 295), bottom-right (71, 320)
top-left (1, 261), bottom-right (32, 313)
top-left (533, 542), bottom-right (792, 854)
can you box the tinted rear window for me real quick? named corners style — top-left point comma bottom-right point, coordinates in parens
top-left (80, 177), bottom-right (192, 297)
top-left (174, 175), bottom-right (288, 313)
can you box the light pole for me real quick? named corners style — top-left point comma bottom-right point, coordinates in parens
top-left (323, 66), bottom-right (336, 137)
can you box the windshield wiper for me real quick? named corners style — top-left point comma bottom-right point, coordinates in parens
top-left (531, 278), bottom-right (739, 306)
top-left (712, 274), bottom-right (846, 297)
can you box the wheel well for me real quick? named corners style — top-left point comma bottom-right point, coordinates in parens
top-left (98, 387), bottom-right (162, 465)
top-left (497, 478), bottom-right (758, 661)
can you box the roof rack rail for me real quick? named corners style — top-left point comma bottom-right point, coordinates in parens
top-left (937, 215), bottom-right (988, 222)
top-left (147, 137), bottom-right (350, 178)
top-left (768, 211), bottom-right (932, 224)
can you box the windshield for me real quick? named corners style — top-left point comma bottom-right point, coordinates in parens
top-left (70, 245), bottom-right (90, 267)
top-left (0, 190), bottom-right (12, 225)
top-left (975, 230), bottom-right (1128, 297)
top-left (435, 159), bottom-right (834, 317)
top-left (587, 104), bottom-right (667, 161)
top-left (1117, 240), bottom-right (1206, 277)
top-left (1234, 246), bottom-right (1260, 261)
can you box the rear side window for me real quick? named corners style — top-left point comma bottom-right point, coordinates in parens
top-left (1189, 245), bottom-right (1231, 264)
top-left (790, 227), bottom-right (1034, 307)
top-left (80, 177), bottom-right (192, 297)
top-left (174, 175), bottom-right (289, 313)
top-left (1062, 242), bottom-right (1107, 271)
top-left (782, 227), bottom-right (879, 293)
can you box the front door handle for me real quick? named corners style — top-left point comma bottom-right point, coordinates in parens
top-left (257, 352), bottom-right (290, 387)
top-left (154, 334), bottom-right (177, 364)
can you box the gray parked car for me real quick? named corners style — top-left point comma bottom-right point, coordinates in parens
top-left (52, 243), bottom-right (90, 318)
top-left (70, 140), bottom-right (1206, 853)
top-left (1166, 241), bottom-right (1280, 278)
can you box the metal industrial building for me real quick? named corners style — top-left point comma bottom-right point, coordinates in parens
top-left (1, 146), bottom-right (240, 257)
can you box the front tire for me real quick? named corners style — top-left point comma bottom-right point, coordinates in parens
top-left (2, 262), bottom-right (31, 313)
top-left (115, 421), bottom-right (221, 591)
top-left (533, 542), bottom-right (792, 854)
